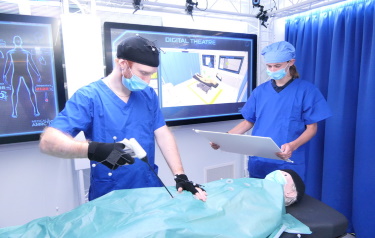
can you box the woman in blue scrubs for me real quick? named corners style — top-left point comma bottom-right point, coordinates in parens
top-left (212, 41), bottom-right (331, 180)
top-left (39, 36), bottom-right (207, 201)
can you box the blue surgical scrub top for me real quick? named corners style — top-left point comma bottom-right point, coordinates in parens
top-left (51, 79), bottom-right (166, 200)
top-left (241, 78), bottom-right (332, 179)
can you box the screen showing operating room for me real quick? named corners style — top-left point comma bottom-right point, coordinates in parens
top-left (104, 23), bottom-right (257, 126)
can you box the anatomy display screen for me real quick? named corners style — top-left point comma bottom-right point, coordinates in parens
top-left (0, 14), bottom-right (65, 144)
top-left (104, 22), bottom-right (257, 126)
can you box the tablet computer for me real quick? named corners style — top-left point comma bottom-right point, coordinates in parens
top-left (194, 129), bottom-right (283, 160)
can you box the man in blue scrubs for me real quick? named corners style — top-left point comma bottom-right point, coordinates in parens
top-left (39, 35), bottom-right (207, 201)
top-left (212, 41), bottom-right (331, 180)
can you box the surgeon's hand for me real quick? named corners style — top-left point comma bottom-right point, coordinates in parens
top-left (174, 174), bottom-right (207, 202)
top-left (88, 141), bottom-right (135, 170)
top-left (276, 143), bottom-right (295, 161)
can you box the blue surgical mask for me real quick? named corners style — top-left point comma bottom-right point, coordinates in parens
top-left (266, 63), bottom-right (289, 80)
top-left (265, 170), bottom-right (287, 185)
top-left (121, 68), bottom-right (148, 91)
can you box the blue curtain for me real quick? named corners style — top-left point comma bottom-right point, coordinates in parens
top-left (285, 0), bottom-right (375, 236)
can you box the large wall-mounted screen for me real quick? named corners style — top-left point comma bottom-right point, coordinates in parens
top-left (104, 22), bottom-right (257, 126)
top-left (0, 13), bottom-right (65, 144)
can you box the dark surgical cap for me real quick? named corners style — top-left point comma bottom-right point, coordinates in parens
top-left (117, 35), bottom-right (160, 67)
top-left (261, 41), bottom-right (296, 63)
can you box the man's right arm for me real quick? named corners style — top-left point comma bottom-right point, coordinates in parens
top-left (39, 127), bottom-right (89, 159)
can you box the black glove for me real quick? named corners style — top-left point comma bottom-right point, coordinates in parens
top-left (174, 174), bottom-right (205, 195)
top-left (88, 141), bottom-right (134, 170)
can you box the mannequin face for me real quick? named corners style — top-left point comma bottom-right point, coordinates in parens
top-left (264, 170), bottom-right (301, 206)
top-left (281, 171), bottom-right (297, 199)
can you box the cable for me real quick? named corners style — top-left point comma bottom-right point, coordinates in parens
top-left (122, 138), bottom-right (174, 198)
top-left (144, 158), bottom-right (174, 198)
top-left (196, 0), bottom-right (208, 11)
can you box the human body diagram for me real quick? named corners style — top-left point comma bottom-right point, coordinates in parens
top-left (2, 35), bottom-right (41, 118)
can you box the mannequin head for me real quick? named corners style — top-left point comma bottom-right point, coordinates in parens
top-left (265, 169), bottom-right (305, 206)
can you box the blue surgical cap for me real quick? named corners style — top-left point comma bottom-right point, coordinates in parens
top-left (261, 41), bottom-right (295, 63)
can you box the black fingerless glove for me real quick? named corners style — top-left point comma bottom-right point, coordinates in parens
top-left (88, 141), bottom-right (134, 170)
top-left (174, 174), bottom-right (205, 195)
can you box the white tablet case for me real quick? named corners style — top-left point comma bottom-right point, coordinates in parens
top-left (194, 129), bottom-right (282, 160)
